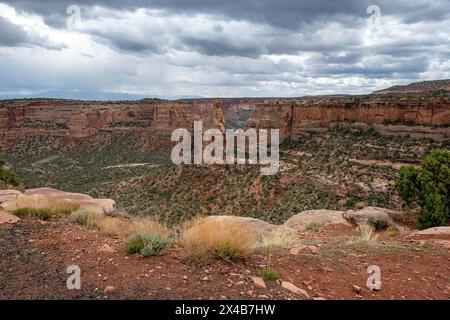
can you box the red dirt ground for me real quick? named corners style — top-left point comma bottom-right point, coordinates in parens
top-left (1, 218), bottom-right (449, 300)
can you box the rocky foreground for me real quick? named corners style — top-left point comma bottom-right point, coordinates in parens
top-left (1, 188), bottom-right (449, 300)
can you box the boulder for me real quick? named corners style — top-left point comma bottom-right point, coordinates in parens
top-left (406, 227), bottom-right (450, 250)
top-left (0, 189), bottom-right (22, 204)
top-left (346, 182), bottom-right (372, 199)
top-left (407, 227), bottom-right (450, 237)
top-left (284, 210), bottom-right (351, 231)
top-left (0, 187), bottom-right (116, 215)
top-left (343, 207), bottom-right (394, 226)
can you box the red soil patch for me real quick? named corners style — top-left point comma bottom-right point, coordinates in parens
top-left (1, 219), bottom-right (449, 300)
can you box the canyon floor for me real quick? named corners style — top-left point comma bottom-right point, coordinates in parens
top-left (8, 128), bottom-right (449, 226)
top-left (1, 216), bottom-right (449, 300)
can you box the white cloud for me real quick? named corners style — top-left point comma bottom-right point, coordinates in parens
top-left (0, 1), bottom-right (449, 97)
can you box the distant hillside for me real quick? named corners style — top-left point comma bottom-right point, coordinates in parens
top-left (372, 79), bottom-right (450, 95)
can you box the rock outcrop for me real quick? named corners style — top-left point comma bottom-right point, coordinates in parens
top-left (0, 187), bottom-right (116, 215)
top-left (0, 99), bottom-right (225, 150)
top-left (245, 97), bottom-right (450, 142)
top-left (1, 90), bottom-right (449, 150)
top-left (0, 210), bottom-right (19, 224)
top-left (284, 210), bottom-right (351, 231)
top-left (342, 207), bottom-right (395, 226)
top-left (406, 227), bottom-right (450, 250)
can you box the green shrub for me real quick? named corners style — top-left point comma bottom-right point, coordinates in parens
top-left (0, 154), bottom-right (19, 186)
top-left (70, 209), bottom-right (89, 226)
top-left (419, 193), bottom-right (448, 229)
top-left (368, 215), bottom-right (390, 231)
top-left (396, 150), bottom-right (450, 229)
top-left (13, 208), bottom-right (54, 221)
top-left (125, 232), bottom-right (170, 257)
top-left (261, 268), bottom-right (279, 281)
top-left (140, 235), bottom-right (171, 257)
top-left (13, 204), bottom-right (79, 221)
top-left (213, 244), bottom-right (244, 261)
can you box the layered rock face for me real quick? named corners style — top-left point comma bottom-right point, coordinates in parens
top-left (246, 97), bottom-right (450, 140)
top-left (0, 99), bottom-right (222, 150)
top-left (1, 94), bottom-right (449, 150)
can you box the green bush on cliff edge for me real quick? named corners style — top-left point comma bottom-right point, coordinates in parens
top-left (0, 153), bottom-right (19, 187)
top-left (396, 150), bottom-right (450, 229)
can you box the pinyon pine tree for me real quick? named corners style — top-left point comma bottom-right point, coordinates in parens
top-left (396, 150), bottom-right (450, 229)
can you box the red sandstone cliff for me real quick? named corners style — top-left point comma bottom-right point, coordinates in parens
top-left (1, 89), bottom-right (450, 151)
top-left (246, 97), bottom-right (450, 141)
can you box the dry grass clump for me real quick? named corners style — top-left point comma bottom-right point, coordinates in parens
top-left (49, 200), bottom-right (81, 215)
top-left (256, 229), bottom-right (298, 251)
top-left (69, 209), bottom-right (169, 238)
top-left (355, 224), bottom-right (378, 242)
top-left (346, 224), bottom-right (379, 247)
top-left (180, 218), bottom-right (257, 261)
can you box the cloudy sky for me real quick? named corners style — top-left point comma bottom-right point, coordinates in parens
top-left (0, 0), bottom-right (449, 98)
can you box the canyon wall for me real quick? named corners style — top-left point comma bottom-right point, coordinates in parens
top-left (0, 99), bottom-right (218, 150)
top-left (246, 97), bottom-right (450, 140)
top-left (1, 95), bottom-right (450, 151)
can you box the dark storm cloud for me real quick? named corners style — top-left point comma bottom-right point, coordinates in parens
top-left (0, 15), bottom-right (29, 46)
top-left (3, 0), bottom-right (449, 57)
top-left (0, 0), bottom-right (449, 97)
top-left (4, 0), bottom-right (450, 29)
top-left (2, 0), bottom-right (364, 30)
top-left (0, 15), bottom-right (64, 49)
top-left (180, 37), bottom-right (265, 58)
top-left (90, 30), bottom-right (164, 54)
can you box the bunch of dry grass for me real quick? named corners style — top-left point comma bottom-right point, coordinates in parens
top-left (256, 229), bottom-right (298, 251)
top-left (180, 217), bottom-right (257, 261)
top-left (346, 224), bottom-right (379, 247)
top-left (49, 200), bottom-right (80, 215)
top-left (355, 224), bottom-right (378, 242)
top-left (70, 209), bottom-right (170, 238)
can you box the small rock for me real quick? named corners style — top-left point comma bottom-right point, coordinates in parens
top-left (352, 285), bottom-right (363, 294)
top-left (289, 245), bottom-right (318, 255)
top-left (104, 286), bottom-right (115, 293)
top-left (183, 275), bottom-right (188, 280)
top-left (251, 276), bottom-right (267, 289)
top-left (258, 295), bottom-right (269, 299)
top-left (98, 244), bottom-right (115, 253)
top-left (201, 276), bottom-right (209, 281)
top-left (281, 281), bottom-right (310, 299)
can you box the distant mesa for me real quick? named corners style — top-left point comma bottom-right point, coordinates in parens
top-left (372, 79), bottom-right (450, 95)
